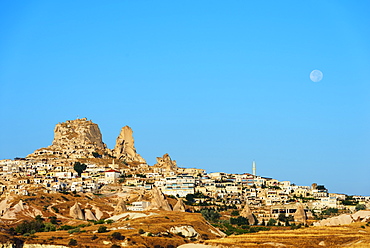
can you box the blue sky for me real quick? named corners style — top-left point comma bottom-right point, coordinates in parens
top-left (1, 1), bottom-right (369, 196)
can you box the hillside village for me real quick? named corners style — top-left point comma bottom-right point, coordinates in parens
top-left (1, 118), bottom-right (369, 225)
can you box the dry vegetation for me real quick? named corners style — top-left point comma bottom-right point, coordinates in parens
top-left (5, 211), bottom-right (221, 248)
top-left (203, 222), bottom-right (370, 248)
top-left (2, 191), bottom-right (370, 248)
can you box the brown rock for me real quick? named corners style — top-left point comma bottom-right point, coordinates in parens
top-left (114, 198), bottom-right (128, 215)
top-left (70, 202), bottom-right (85, 220)
top-left (153, 153), bottom-right (178, 171)
top-left (173, 198), bottom-right (186, 212)
top-left (113, 126), bottom-right (146, 163)
top-left (147, 186), bottom-right (172, 211)
top-left (240, 202), bottom-right (255, 225)
top-left (28, 118), bottom-right (109, 159)
top-left (294, 203), bottom-right (307, 224)
top-left (84, 209), bottom-right (98, 221)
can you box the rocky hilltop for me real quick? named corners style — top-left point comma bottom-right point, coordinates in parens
top-left (153, 153), bottom-right (178, 171)
top-left (27, 118), bottom-right (145, 163)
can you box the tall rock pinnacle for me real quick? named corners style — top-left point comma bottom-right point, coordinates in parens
top-left (113, 126), bottom-right (146, 164)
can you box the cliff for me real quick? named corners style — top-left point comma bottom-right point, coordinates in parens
top-left (27, 118), bottom-right (109, 159)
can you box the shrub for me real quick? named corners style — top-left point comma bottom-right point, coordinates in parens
top-left (59, 225), bottom-right (75, 230)
top-left (68, 239), bottom-right (77, 246)
top-left (94, 219), bottom-right (105, 225)
top-left (201, 209), bottom-right (221, 222)
top-left (111, 232), bottom-right (124, 240)
top-left (91, 234), bottom-right (98, 240)
top-left (230, 216), bottom-right (249, 226)
top-left (97, 226), bottom-right (108, 233)
top-left (356, 204), bottom-right (366, 211)
top-left (231, 210), bottom-right (239, 216)
top-left (51, 206), bottom-right (59, 213)
top-left (322, 208), bottom-right (339, 215)
top-left (201, 233), bottom-right (209, 240)
top-left (68, 228), bottom-right (80, 234)
top-left (49, 216), bottom-right (58, 224)
top-left (44, 223), bottom-right (56, 232)
top-left (15, 218), bottom-right (45, 235)
top-left (111, 245), bottom-right (121, 248)
top-left (138, 229), bottom-right (145, 234)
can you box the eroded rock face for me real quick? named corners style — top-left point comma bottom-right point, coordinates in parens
top-left (113, 198), bottom-right (128, 215)
top-left (153, 153), bottom-right (178, 171)
top-left (1, 200), bottom-right (43, 220)
top-left (294, 203), bottom-right (307, 224)
top-left (146, 186), bottom-right (172, 211)
top-left (69, 202), bottom-right (84, 220)
top-left (28, 118), bottom-right (109, 159)
top-left (84, 209), bottom-right (97, 221)
top-left (240, 203), bottom-right (255, 225)
top-left (173, 199), bottom-right (186, 212)
top-left (168, 226), bottom-right (198, 238)
top-left (113, 126), bottom-right (146, 164)
top-left (313, 210), bottom-right (370, 226)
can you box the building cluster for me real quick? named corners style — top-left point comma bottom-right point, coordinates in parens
top-left (1, 157), bottom-right (368, 218)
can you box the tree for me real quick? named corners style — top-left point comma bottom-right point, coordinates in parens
top-left (15, 216), bottom-right (45, 234)
top-left (48, 216), bottom-right (58, 225)
top-left (185, 194), bottom-right (195, 203)
top-left (278, 214), bottom-right (294, 222)
top-left (44, 222), bottom-right (56, 232)
top-left (322, 208), bottom-right (338, 215)
top-left (267, 218), bottom-right (277, 226)
top-left (201, 209), bottom-right (221, 222)
top-left (355, 204), bottom-right (366, 211)
top-left (231, 210), bottom-right (240, 216)
top-left (316, 185), bottom-right (327, 191)
top-left (230, 216), bottom-right (249, 226)
top-left (73, 162), bottom-right (87, 177)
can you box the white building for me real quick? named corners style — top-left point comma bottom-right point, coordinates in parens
top-left (162, 175), bottom-right (195, 197)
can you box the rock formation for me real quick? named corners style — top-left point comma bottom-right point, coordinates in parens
top-left (240, 202), bottom-right (255, 225)
top-left (168, 226), bottom-right (199, 238)
top-left (313, 210), bottom-right (370, 226)
top-left (113, 126), bottom-right (146, 164)
top-left (90, 205), bottom-right (103, 220)
top-left (352, 210), bottom-right (370, 222)
top-left (294, 203), bottom-right (307, 224)
top-left (146, 186), bottom-right (172, 211)
top-left (153, 153), bottom-right (178, 172)
top-left (173, 198), bottom-right (186, 212)
top-left (69, 202), bottom-right (84, 220)
top-left (113, 198), bottom-right (128, 215)
top-left (1, 200), bottom-right (43, 220)
top-left (28, 118), bottom-right (109, 159)
top-left (84, 209), bottom-right (98, 221)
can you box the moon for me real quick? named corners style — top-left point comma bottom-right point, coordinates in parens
top-left (310, 70), bottom-right (323, 82)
